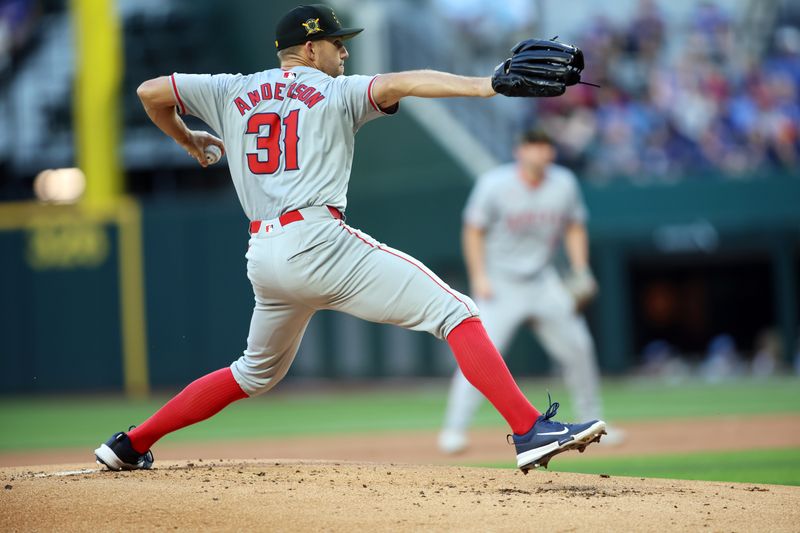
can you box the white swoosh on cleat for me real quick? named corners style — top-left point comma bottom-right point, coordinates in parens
top-left (538, 428), bottom-right (569, 436)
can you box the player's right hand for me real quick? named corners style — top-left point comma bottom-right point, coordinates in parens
top-left (470, 275), bottom-right (493, 301)
top-left (182, 130), bottom-right (225, 168)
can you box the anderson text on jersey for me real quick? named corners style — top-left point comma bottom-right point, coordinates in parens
top-left (234, 81), bottom-right (325, 115)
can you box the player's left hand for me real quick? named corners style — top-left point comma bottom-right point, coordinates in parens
top-left (491, 38), bottom-right (585, 97)
top-left (181, 130), bottom-right (225, 168)
top-left (564, 267), bottom-right (598, 312)
top-left (470, 273), bottom-right (494, 301)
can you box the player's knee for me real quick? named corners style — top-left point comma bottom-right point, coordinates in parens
top-left (230, 352), bottom-right (291, 396)
top-left (438, 296), bottom-right (479, 340)
top-left (569, 329), bottom-right (595, 356)
top-left (440, 305), bottom-right (481, 339)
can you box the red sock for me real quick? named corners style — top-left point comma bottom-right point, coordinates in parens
top-left (128, 367), bottom-right (248, 453)
top-left (447, 318), bottom-right (540, 435)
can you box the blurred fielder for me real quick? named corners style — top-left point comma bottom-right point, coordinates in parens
top-left (439, 129), bottom-right (618, 454)
top-left (94, 4), bottom-right (606, 474)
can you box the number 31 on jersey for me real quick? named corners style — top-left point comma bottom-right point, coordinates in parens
top-left (246, 110), bottom-right (300, 174)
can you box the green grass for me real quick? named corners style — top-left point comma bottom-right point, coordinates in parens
top-left (0, 376), bottom-right (798, 451)
top-left (476, 448), bottom-right (800, 486)
top-left (574, 376), bottom-right (800, 421)
top-left (0, 389), bottom-right (450, 450)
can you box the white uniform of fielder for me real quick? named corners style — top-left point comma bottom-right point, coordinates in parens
top-left (439, 138), bottom-right (611, 454)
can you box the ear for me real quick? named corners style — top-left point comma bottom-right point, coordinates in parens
top-left (303, 41), bottom-right (316, 60)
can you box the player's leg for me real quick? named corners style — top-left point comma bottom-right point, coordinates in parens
top-left (280, 220), bottom-right (605, 471)
top-left (93, 361), bottom-right (248, 471)
top-left (95, 234), bottom-right (315, 471)
top-left (445, 316), bottom-right (605, 472)
top-left (95, 295), bottom-right (314, 471)
top-left (534, 315), bottom-right (602, 419)
top-left (306, 222), bottom-right (541, 436)
top-left (228, 299), bottom-right (315, 398)
top-left (529, 271), bottom-right (603, 422)
top-left (439, 293), bottom-right (523, 453)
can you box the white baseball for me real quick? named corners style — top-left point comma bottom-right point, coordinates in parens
top-left (204, 145), bottom-right (222, 165)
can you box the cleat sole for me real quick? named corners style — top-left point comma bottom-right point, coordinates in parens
top-left (517, 421), bottom-right (606, 472)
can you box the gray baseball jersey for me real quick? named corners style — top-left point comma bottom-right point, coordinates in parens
top-left (441, 162), bottom-right (602, 447)
top-left (463, 163), bottom-right (587, 279)
top-left (171, 66), bottom-right (478, 396)
top-left (171, 66), bottom-right (387, 220)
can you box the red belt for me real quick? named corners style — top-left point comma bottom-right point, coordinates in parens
top-left (249, 205), bottom-right (342, 234)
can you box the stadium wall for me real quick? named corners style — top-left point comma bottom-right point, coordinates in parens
top-left (1, 173), bottom-right (798, 393)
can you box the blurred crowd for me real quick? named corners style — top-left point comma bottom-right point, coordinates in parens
top-left (432, 0), bottom-right (800, 183)
top-left (534, 1), bottom-right (800, 183)
top-left (639, 329), bottom-right (800, 382)
top-left (431, 0), bottom-right (537, 54)
top-left (0, 0), bottom-right (38, 79)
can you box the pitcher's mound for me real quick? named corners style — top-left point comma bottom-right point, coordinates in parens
top-left (1, 460), bottom-right (797, 532)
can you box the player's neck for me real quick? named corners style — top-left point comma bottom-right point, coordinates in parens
top-left (518, 165), bottom-right (546, 188)
top-left (280, 58), bottom-right (316, 71)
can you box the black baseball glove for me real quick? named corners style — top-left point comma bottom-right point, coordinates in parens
top-left (491, 38), bottom-right (586, 97)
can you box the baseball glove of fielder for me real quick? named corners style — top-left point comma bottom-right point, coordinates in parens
top-left (564, 268), bottom-right (598, 312)
top-left (491, 38), bottom-right (586, 97)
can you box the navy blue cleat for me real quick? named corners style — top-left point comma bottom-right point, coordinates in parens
top-left (94, 429), bottom-right (154, 471)
top-left (512, 398), bottom-right (606, 473)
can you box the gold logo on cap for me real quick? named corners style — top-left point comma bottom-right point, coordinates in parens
top-left (302, 18), bottom-right (322, 36)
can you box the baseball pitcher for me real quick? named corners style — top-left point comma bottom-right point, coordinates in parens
top-left (439, 129), bottom-right (619, 455)
top-left (94, 4), bottom-right (606, 474)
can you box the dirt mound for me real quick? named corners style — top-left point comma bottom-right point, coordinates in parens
top-left (1, 460), bottom-right (797, 532)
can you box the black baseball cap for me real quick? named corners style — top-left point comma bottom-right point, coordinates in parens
top-left (275, 4), bottom-right (363, 51)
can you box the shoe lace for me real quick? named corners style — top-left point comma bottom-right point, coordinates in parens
top-left (541, 392), bottom-right (560, 421)
top-left (507, 393), bottom-right (561, 444)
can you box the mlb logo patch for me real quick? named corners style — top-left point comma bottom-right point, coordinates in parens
top-left (283, 71), bottom-right (297, 80)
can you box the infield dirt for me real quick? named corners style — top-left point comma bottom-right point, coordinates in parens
top-left (2, 415), bottom-right (799, 531)
top-left (2, 460), bottom-right (798, 532)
